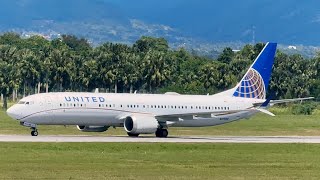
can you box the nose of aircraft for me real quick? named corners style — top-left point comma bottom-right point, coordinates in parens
top-left (7, 106), bottom-right (22, 120)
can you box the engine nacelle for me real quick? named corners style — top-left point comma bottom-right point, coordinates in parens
top-left (77, 125), bottom-right (109, 132)
top-left (124, 115), bottom-right (159, 134)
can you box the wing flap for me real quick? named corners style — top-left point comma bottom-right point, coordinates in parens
top-left (155, 109), bottom-right (253, 121)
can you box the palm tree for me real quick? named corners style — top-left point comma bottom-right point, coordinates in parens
top-left (17, 49), bottom-right (41, 96)
top-left (0, 45), bottom-right (21, 109)
top-left (143, 50), bottom-right (171, 93)
top-left (49, 48), bottom-right (75, 92)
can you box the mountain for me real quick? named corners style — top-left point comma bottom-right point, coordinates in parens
top-left (1, 0), bottom-right (320, 48)
top-left (113, 0), bottom-right (320, 45)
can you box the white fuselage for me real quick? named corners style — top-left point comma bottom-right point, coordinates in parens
top-left (7, 92), bottom-right (263, 127)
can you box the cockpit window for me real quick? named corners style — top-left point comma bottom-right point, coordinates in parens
top-left (18, 101), bottom-right (26, 104)
top-left (17, 101), bottom-right (33, 105)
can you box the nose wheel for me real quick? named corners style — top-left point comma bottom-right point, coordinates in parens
top-left (21, 122), bottom-right (39, 136)
top-left (31, 130), bottom-right (38, 136)
top-left (31, 127), bottom-right (38, 136)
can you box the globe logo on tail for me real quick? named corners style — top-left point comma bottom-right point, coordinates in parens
top-left (233, 68), bottom-right (266, 99)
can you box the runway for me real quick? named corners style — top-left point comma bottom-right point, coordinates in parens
top-left (1, 135), bottom-right (320, 143)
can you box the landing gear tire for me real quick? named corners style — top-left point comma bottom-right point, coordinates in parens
top-left (155, 129), bottom-right (168, 138)
top-left (127, 132), bottom-right (139, 137)
top-left (31, 130), bottom-right (38, 136)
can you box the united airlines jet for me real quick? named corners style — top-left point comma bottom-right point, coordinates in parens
top-left (6, 43), bottom-right (312, 137)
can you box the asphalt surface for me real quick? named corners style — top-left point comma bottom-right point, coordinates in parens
top-left (1, 135), bottom-right (320, 143)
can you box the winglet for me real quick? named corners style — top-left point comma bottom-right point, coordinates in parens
top-left (260, 92), bottom-right (276, 107)
top-left (261, 98), bottom-right (271, 107)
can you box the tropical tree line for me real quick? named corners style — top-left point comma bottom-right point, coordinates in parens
top-left (0, 33), bottom-right (319, 109)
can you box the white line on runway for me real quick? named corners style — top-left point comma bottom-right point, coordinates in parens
top-left (1, 135), bottom-right (320, 143)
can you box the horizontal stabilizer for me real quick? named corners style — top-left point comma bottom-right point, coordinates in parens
top-left (256, 108), bottom-right (275, 116)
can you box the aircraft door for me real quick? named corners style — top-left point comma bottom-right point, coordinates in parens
top-left (41, 95), bottom-right (54, 121)
top-left (235, 100), bottom-right (243, 110)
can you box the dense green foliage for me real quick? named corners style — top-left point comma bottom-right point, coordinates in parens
top-left (291, 102), bottom-right (318, 115)
top-left (0, 32), bottom-right (319, 109)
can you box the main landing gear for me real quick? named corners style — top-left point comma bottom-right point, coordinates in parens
top-left (20, 122), bottom-right (38, 136)
top-left (127, 132), bottom-right (139, 137)
top-left (155, 129), bottom-right (168, 138)
top-left (126, 129), bottom-right (168, 138)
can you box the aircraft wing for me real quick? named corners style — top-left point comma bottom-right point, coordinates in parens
top-left (269, 97), bottom-right (314, 105)
top-left (155, 109), bottom-right (256, 122)
top-left (253, 97), bottom-right (314, 107)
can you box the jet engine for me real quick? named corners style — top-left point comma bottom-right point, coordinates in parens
top-left (77, 125), bottom-right (109, 132)
top-left (124, 115), bottom-right (159, 134)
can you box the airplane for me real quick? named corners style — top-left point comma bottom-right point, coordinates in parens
top-left (6, 42), bottom-right (313, 137)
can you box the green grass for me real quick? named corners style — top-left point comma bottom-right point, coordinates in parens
top-left (0, 143), bottom-right (320, 179)
top-left (1, 108), bottom-right (320, 136)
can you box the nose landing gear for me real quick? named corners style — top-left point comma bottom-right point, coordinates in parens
top-left (31, 128), bottom-right (38, 136)
top-left (20, 122), bottom-right (38, 136)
